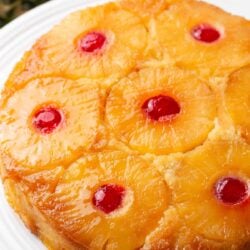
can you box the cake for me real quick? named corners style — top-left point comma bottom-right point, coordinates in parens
top-left (0, 0), bottom-right (250, 249)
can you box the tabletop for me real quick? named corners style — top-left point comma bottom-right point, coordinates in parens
top-left (0, 0), bottom-right (49, 27)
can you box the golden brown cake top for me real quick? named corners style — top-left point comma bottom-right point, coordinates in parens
top-left (0, 0), bottom-right (250, 249)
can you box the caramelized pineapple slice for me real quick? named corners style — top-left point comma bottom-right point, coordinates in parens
top-left (106, 68), bottom-right (216, 154)
top-left (6, 3), bottom-right (147, 89)
top-left (142, 207), bottom-right (181, 250)
top-left (0, 77), bottom-right (100, 172)
top-left (31, 151), bottom-right (170, 250)
top-left (153, 0), bottom-right (250, 77)
top-left (169, 140), bottom-right (250, 246)
top-left (225, 65), bottom-right (250, 143)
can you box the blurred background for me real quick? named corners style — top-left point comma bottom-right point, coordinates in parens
top-left (0, 0), bottom-right (49, 27)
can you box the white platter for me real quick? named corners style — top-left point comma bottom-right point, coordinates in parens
top-left (0, 0), bottom-right (249, 249)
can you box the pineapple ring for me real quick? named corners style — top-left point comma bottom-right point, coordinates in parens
top-left (225, 65), bottom-right (250, 143)
top-left (6, 2), bottom-right (147, 88)
top-left (153, 0), bottom-right (250, 77)
top-left (31, 151), bottom-right (170, 249)
top-left (0, 77), bottom-right (100, 171)
top-left (106, 68), bottom-right (216, 154)
top-left (169, 140), bottom-right (250, 243)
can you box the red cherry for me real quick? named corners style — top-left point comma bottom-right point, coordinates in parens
top-left (33, 107), bottom-right (63, 134)
top-left (214, 177), bottom-right (249, 205)
top-left (92, 184), bottom-right (125, 214)
top-left (142, 95), bottom-right (181, 121)
top-left (80, 32), bottom-right (106, 53)
top-left (191, 24), bottom-right (220, 43)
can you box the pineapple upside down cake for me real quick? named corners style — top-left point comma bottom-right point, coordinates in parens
top-left (0, 0), bottom-right (250, 249)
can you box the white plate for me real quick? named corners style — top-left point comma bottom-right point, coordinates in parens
top-left (0, 0), bottom-right (249, 249)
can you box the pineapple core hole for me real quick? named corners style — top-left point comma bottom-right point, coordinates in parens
top-left (32, 106), bottom-right (63, 134)
top-left (191, 24), bottom-right (221, 43)
top-left (142, 95), bottom-right (181, 121)
top-left (214, 177), bottom-right (249, 205)
top-left (79, 32), bottom-right (106, 53)
top-left (92, 184), bottom-right (125, 214)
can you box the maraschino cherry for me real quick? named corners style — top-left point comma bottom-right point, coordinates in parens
top-left (80, 32), bottom-right (106, 53)
top-left (142, 95), bottom-right (181, 121)
top-left (92, 184), bottom-right (125, 214)
top-left (33, 107), bottom-right (63, 134)
top-left (214, 177), bottom-right (249, 205)
top-left (191, 24), bottom-right (220, 43)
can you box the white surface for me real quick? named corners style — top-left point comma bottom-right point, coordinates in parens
top-left (0, 0), bottom-right (249, 249)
